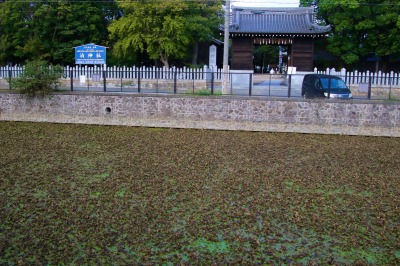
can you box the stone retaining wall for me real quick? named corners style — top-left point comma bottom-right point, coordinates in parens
top-left (0, 92), bottom-right (399, 137)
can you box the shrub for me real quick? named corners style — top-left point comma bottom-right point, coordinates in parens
top-left (12, 60), bottom-right (63, 97)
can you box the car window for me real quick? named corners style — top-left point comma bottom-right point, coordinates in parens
top-left (320, 78), bottom-right (347, 90)
top-left (314, 80), bottom-right (322, 90)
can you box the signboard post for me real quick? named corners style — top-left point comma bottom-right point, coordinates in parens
top-left (74, 43), bottom-right (107, 90)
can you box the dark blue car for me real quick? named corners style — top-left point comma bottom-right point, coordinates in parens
top-left (301, 74), bottom-right (353, 99)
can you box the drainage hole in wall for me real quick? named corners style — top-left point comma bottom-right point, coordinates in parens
top-left (105, 107), bottom-right (112, 114)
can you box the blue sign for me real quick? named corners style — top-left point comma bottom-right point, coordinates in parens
top-left (75, 44), bottom-right (106, 65)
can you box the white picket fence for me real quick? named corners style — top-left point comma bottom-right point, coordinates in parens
top-left (0, 65), bottom-right (223, 80)
top-left (1, 65), bottom-right (399, 85)
top-left (315, 67), bottom-right (400, 86)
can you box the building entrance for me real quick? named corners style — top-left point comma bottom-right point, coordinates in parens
top-left (223, 6), bottom-right (331, 71)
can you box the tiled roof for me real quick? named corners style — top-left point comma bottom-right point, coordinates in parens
top-left (227, 7), bottom-right (331, 36)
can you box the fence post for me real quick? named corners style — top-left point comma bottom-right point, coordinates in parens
top-left (327, 78), bottom-right (331, 99)
top-left (268, 74), bottom-right (272, 96)
top-left (103, 69), bottom-right (106, 92)
top-left (70, 70), bottom-right (74, 91)
top-left (174, 70), bottom-right (177, 94)
top-left (211, 71), bottom-right (214, 95)
top-left (389, 72), bottom-right (392, 100)
top-left (288, 74), bottom-right (292, 98)
top-left (8, 67), bottom-right (12, 90)
top-left (249, 73), bottom-right (252, 96)
top-left (367, 72), bottom-right (372, 100)
top-left (138, 73), bottom-right (141, 93)
top-left (120, 73), bottom-right (123, 92)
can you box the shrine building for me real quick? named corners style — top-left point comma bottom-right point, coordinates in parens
top-left (222, 6), bottom-right (331, 71)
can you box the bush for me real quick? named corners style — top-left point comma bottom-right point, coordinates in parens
top-left (12, 60), bottom-right (63, 97)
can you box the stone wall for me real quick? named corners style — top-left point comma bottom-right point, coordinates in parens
top-left (0, 92), bottom-right (399, 137)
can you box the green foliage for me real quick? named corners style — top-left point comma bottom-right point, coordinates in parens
top-left (317, 0), bottom-right (400, 66)
top-left (12, 60), bottom-right (63, 97)
top-left (253, 46), bottom-right (279, 68)
top-left (109, 0), bottom-right (222, 68)
top-left (0, 0), bottom-right (118, 65)
top-left (1, 0), bottom-right (398, 69)
top-left (188, 89), bottom-right (223, 96)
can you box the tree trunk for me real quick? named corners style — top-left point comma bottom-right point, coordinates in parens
top-left (160, 58), bottom-right (169, 69)
top-left (159, 47), bottom-right (169, 69)
top-left (192, 42), bottom-right (199, 66)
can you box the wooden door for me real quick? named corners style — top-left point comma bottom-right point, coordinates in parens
top-left (231, 37), bottom-right (253, 70)
top-left (291, 38), bottom-right (314, 71)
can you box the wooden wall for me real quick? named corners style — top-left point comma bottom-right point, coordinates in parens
top-left (231, 37), bottom-right (253, 70)
top-left (291, 38), bottom-right (315, 71)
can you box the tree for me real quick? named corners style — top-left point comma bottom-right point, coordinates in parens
top-left (0, 0), bottom-right (118, 65)
top-left (108, 0), bottom-right (222, 68)
top-left (316, 0), bottom-right (400, 69)
top-left (185, 1), bottom-right (223, 66)
top-left (12, 59), bottom-right (63, 97)
top-left (253, 46), bottom-right (279, 72)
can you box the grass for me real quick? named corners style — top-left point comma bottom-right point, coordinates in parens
top-left (186, 88), bottom-right (223, 96)
top-left (0, 121), bottom-right (399, 265)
